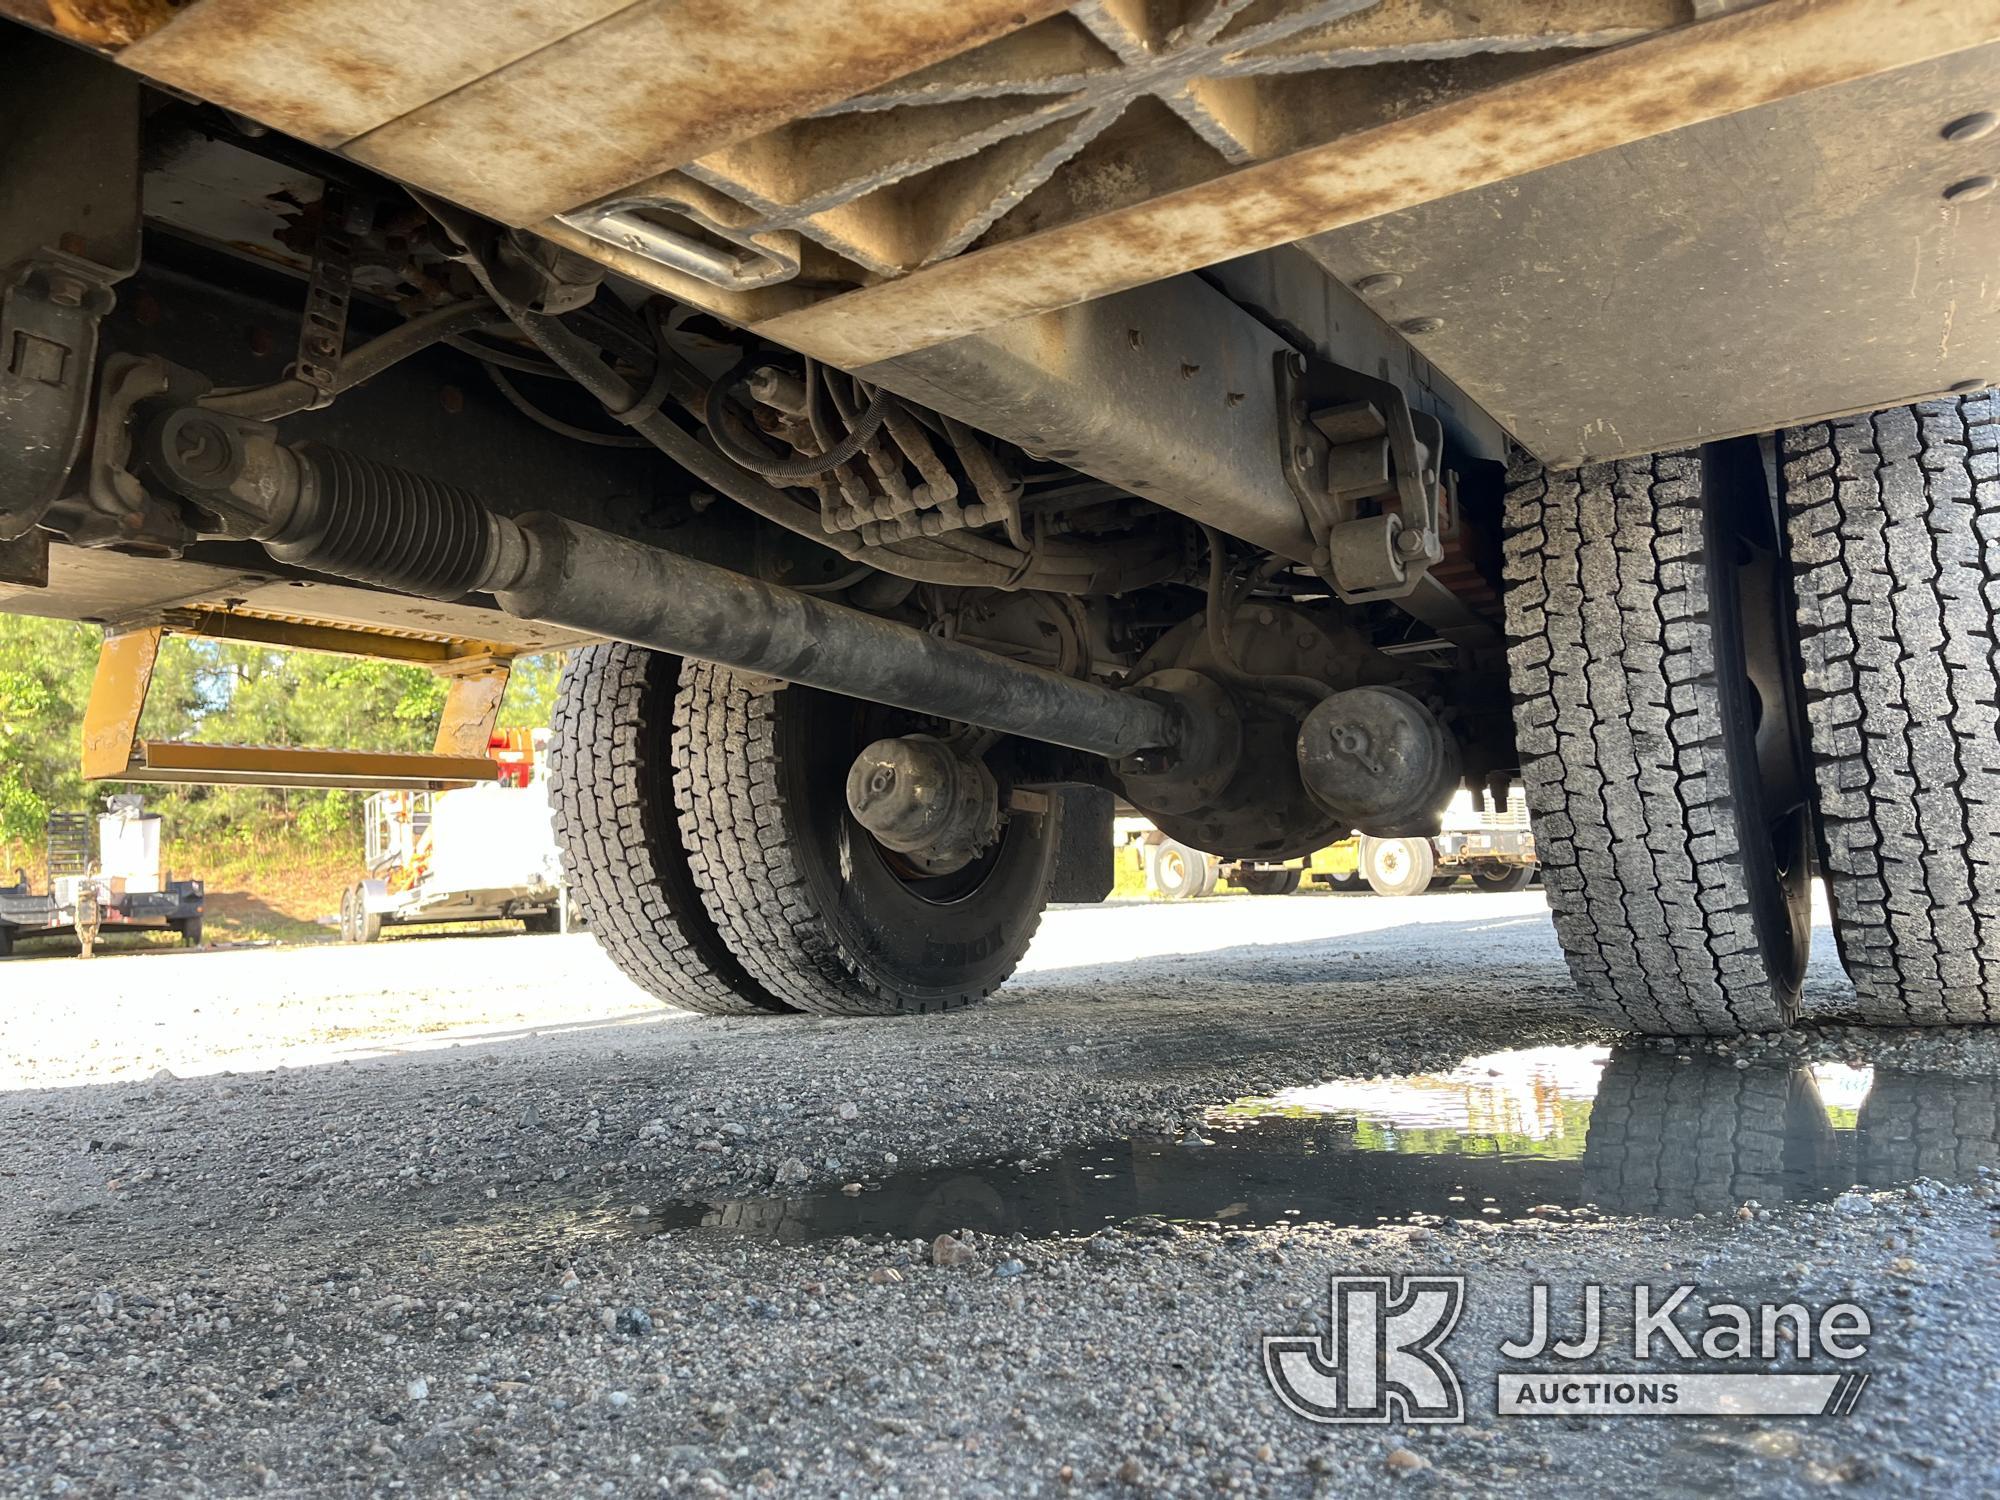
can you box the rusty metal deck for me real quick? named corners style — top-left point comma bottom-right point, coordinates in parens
top-left (11, 0), bottom-right (2000, 462)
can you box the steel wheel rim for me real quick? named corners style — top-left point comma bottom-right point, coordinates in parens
top-left (1704, 439), bottom-right (1814, 1002)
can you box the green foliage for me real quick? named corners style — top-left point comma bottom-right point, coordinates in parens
top-left (0, 616), bottom-right (99, 843)
top-left (295, 788), bottom-right (358, 844)
top-left (0, 614), bottom-right (567, 854)
top-left (499, 653), bottom-right (565, 730)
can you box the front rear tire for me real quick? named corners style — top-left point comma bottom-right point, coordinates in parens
top-left (1471, 864), bottom-right (1536, 894)
top-left (1237, 867), bottom-right (1302, 896)
top-left (1504, 446), bottom-right (1812, 1035)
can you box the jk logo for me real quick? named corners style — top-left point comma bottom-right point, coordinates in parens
top-left (1263, 1275), bottom-right (1466, 1424)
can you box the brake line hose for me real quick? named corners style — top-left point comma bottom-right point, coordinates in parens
top-left (703, 355), bottom-right (892, 479)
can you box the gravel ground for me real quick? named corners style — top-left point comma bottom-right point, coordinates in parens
top-left (2, 890), bottom-right (1997, 1497)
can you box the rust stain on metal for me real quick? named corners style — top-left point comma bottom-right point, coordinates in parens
top-left (749, 0), bottom-right (2000, 367)
top-left (118, 0), bottom-right (634, 146)
top-left (37, 0), bottom-right (186, 47)
top-left (0, 2), bottom-right (57, 32)
top-left (343, 0), bottom-right (1075, 226)
top-left (564, 0), bottom-right (1682, 281)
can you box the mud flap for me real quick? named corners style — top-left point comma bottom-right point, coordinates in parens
top-left (1048, 786), bottom-right (1113, 905)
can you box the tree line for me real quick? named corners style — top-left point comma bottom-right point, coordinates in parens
top-left (0, 616), bottom-right (562, 851)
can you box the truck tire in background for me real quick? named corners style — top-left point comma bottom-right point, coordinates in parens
top-left (339, 886), bottom-right (376, 943)
top-left (75, 891), bottom-right (98, 959)
top-left (1237, 867), bottom-right (1302, 896)
top-left (1784, 393), bottom-right (2000, 1025)
top-left (1504, 446), bottom-right (1813, 1036)
top-left (344, 885), bottom-right (381, 944)
top-left (547, 644), bottom-right (792, 1016)
top-left (1148, 840), bottom-right (1217, 900)
top-left (673, 661), bottom-right (1061, 1016)
top-left (1359, 836), bottom-right (1433, 897)
top-left (175, 916), bottom-right (203, 949)
top-left (1472, 864), bottom-right (1536, 893)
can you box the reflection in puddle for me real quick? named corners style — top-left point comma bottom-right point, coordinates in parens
top-left (639, 1047), bottom-right (2000, 1246)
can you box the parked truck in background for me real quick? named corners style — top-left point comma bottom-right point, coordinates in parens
top-left (340, 731), bottom-right (570, 943)
top-left (1126, 782), bottom-right (1534, 899)
top-left (0, 4), bottom-right (1994, 1035)
top-left (1356, 784), bottom-right (1539, 897)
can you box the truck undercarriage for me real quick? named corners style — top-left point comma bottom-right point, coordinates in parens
top-left (1, 2), bottom-right (1995, 1030)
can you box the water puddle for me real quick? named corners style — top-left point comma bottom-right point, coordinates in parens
top-left (639, 1045), bottom-right (1996, 1245)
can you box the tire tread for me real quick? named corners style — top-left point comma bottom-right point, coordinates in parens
top-left (547, 643), bottom-right (785, 1015)
top-left (1782, 392), bottom-right (2000, 1024)
top-left (1503, 453), bottom-right (1792, 1034)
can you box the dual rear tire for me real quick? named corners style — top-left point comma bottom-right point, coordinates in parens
top-left (1783, 395), bottom-right (2000, 1025)
top-left (339, 885), bottom-right (381, 945)
top-left (1148, 840), bottom-right (1218, 900)
top-left (1505, 443), bottom-right (1813, 1035)
top-left (1508, 391), bottom-right (2000, 1034)
top-left (549, 644), bottom-right (1061, 1017)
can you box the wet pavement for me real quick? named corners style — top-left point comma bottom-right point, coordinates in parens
top-left (642, 1045), bottom-right (1996, 1245)
top-left (5, 894), bottom-right (2000, 1496)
